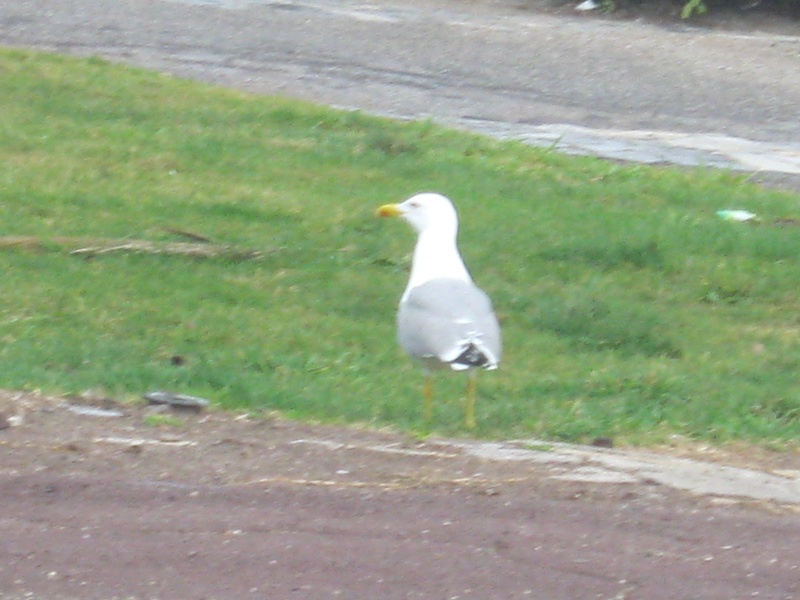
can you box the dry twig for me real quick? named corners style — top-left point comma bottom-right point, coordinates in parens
top-left (0, 236), bottom-right (265, 260)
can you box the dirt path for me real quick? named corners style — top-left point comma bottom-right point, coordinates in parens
top-left (1, 392), bottom-right (799, 599)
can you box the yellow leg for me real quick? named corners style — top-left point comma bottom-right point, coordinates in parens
top-left (423, 374), bottom-right (434, 422)
top-left (464, 372), bottom-right (477, 429)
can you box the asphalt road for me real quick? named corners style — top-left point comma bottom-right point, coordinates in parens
top-left (2, 0), bottom-right (800, 178)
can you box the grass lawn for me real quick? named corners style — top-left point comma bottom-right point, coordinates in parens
top-left (2, 47), bottom-right (800, 447)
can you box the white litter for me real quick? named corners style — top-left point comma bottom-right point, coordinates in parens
top-left (575, 0), bottom-right (599, 11)
top-left (716, 209), bottom-right (759, 223)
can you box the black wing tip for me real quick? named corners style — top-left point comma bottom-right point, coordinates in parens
top-left (452, 343), bottom-right (494, 369)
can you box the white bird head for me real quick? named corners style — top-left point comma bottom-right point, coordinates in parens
top-left (377, 192), bottom-right (459, 237)
top-left (377, 192), bottom-right (472, 292)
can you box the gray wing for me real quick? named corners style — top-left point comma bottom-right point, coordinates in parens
top-left (398, 278), bottom-right (501, 370)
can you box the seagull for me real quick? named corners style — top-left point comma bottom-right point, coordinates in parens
top-left (377, 192), bottom-right (501, 428)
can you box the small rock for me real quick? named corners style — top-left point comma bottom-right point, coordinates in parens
top-left (591, 437), bottom-right (614, 448)
top-left (144, 391), bottom-right (210, 412)
top-left (0, 413), bottom-right (23, 428)
top-left (61, 441), bottom-right (84, 453)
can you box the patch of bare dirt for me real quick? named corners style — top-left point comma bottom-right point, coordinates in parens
top-left (1, 390), bottom-right (798, 599)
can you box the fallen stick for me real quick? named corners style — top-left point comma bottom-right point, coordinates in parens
top-left (159, 227), bottom-right (214, 243)
top-left (0, 236), bottom-right (266, 260)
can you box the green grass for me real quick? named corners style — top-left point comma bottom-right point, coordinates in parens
top-left (2, 47), bottom-right (800, 447)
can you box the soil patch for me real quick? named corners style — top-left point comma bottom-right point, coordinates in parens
top-left (1, 391), bottom-right (798, 599)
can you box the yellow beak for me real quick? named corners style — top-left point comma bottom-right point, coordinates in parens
top-left (377, 203), bottom-right (402, 217)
